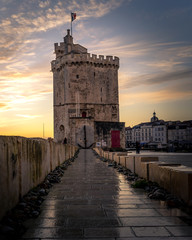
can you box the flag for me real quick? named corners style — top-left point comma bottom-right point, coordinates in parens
top-left (71, 12), bottom-right (76, 21)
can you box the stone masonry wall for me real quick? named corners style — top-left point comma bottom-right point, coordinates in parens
top-left (52, 51), bottom-right (119, 143)
top-left (0, 136), bottom-right (78, 220)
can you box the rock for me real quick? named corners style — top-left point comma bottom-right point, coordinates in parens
top-left (31, 211), bottom-right (39, 218)
top-left (108, 163), bottom-right (113, 167)
top-left (148, 188), bottom-right (166, 200)
top-left (18, 202), bottom-right (27, 209)
top-left (0, 224), bottom-right (14, 234)
top-left (144, 186), bottom-right (150, 192)
top-left (127, 175), bottom-right (135, 181)
top-left (39, 188), bottom-right (47, 196)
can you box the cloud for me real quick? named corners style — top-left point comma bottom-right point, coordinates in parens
top-left (0, 0), bottom-right (125, 116)
top-left (0, 0), bottom-right (124, 61)
top-left (85, 38), bottom-right (192, 83)
top-left (72, 0), bottom-right (124, 19)
top-left (39, 0), bottom-right (50, 8)
top-left (0, 103), bottom-right (8, 109)
top-left (120, 88), bottom-right (192, 107)
top-left (16, 114), bottom-right (42, 119)
top-left (120, 69), bottom-right (192, 89)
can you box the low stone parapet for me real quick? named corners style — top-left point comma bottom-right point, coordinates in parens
top-left (95, 148), bottom-right (192, 206)
top-left (0, 136), bottom-right (78, 220)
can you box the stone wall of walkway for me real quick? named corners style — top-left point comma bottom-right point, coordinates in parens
top-left (0, 136), bottom-right (78, 220)
top-left (95, 148), bottom-right (192, 206)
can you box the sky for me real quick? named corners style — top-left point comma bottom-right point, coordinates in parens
top-left (0, 0), bottom-right (192, 138)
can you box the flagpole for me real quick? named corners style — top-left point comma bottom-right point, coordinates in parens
top-left (71, 13), bottom-right (72, 36)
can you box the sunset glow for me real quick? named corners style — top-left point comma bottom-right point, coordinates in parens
top-left (0, 0), bottom-right (192, 137)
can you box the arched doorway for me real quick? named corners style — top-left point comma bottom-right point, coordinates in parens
top-left (76, 125), bottom-right (94, 148)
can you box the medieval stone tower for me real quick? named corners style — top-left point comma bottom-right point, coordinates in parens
top-left (51, 29), bottom-right (125, 148)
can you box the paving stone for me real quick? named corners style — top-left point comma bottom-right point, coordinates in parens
top-left (106, 208), bottom-right (161, 217)
top-left (103, 204), bottom-right (137, 209)
top-left (67, 218), bottom-right (122, 228)
top-left (156, 208), bottom-right (188, 217)
top-left (84, 227), bottom-right (135, 237)
top-left (120, 216), bottom-right (187, 226)
top-left (116, 199), bottom-right (145, 204)
top-left (40, 208), bottom-right (106, 218)
top-left (22, 227), bottom-right (83, 238)
top-left (166, 226), bottom-right (192, 236)
top-left (132, 226), bottom-right (171, 237)
top-left (117, 238), bottom-right (192, 240)
top-left (67, 204), bottom-right (102, 210)
top-left (24, 218), bottom-right (67, 228)
top-left (136, 203), bottom-right (167, 209)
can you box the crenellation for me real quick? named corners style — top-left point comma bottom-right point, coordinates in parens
top-left (51, 52), bottom-right (119, 72)
top-left (99, 55), bottom-right (104, 60)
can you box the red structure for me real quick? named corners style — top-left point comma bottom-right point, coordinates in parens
top-left (111, 130), bottom-right (120, 148)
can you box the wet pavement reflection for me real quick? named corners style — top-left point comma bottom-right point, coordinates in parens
top-left (22, 149), bottom-right (192, 239)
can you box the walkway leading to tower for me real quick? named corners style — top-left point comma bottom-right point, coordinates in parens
top-left (23, 149), bottom-right (192, 239)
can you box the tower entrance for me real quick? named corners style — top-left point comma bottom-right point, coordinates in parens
top-left (76, 125), bottom-right (94, 149)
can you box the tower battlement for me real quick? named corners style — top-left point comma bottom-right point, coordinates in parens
top-left (51, 53), bottom-right (119, 71)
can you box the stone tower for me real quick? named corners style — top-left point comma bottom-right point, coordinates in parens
top-left (51, 29), bottom-right (125, 148)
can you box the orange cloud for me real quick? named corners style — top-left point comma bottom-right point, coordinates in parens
top-left (0, 103), bottom-right (7, 108)
top-left (120, 89), bottom-right (192, 106)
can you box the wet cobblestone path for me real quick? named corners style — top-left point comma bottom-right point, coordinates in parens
top-left (22, 149), bottom-right (192, 239)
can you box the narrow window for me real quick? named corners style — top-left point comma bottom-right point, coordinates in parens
top-left (101, 88), bottom-right (102, 92)
top-left (82, 112), bottom-right (86, 118)
top-left (76, 74), bottom-right (79, 79)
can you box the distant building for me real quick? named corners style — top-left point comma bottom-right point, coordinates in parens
top-left (51, 29), bottom-right (125, 148)
top-left (167, 120), bottom-right (192, 150)
top-left (125, 112), bottom-right (192, 150)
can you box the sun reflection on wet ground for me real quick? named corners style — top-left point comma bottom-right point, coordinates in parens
top-left (23, 149), bottom-right (192, 239)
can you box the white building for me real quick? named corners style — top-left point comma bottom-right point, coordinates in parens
top-left (152, 123), bottom-right (167, 147)
top-left (125, 113), bottom-right (192, 150)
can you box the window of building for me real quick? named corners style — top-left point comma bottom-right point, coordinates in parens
top-left (76, 74), bottom-right (79, 79)
top-left (82, 112), bottom-right (86, 118)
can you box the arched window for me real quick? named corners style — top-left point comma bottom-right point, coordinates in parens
top-left (59, 125), bottom-right (64, 131)
top-left (82, 112), bottom-right (86, 118)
